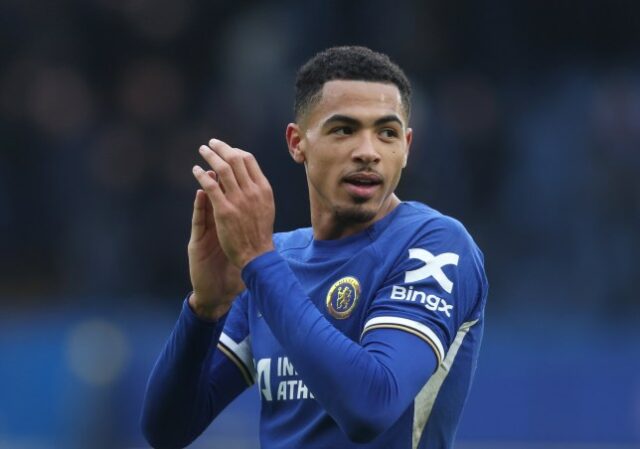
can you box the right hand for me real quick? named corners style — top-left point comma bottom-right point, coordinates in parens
top-left (188, 175), bottom-right (245, 320)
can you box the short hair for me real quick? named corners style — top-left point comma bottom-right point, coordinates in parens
top-left (294, 46), bottom-right (412, 122)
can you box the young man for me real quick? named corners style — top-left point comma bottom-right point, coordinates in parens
top-left (141, 46), bottom-right (488, 449)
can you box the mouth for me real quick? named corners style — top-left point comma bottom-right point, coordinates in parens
top-left (342, 172), bottom-right (383, 200)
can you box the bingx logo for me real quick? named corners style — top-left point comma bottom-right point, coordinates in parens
top-left (404, 248), bottom-right (459, 293)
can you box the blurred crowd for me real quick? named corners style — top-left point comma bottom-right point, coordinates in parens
top-left (1, 0), bottom-right (639, 324)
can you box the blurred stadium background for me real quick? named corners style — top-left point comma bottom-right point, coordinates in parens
top-left (1, 1), bottom-right (639, 448)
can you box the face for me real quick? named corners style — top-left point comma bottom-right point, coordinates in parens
top-left (286, 80), bottom-right (413, 232)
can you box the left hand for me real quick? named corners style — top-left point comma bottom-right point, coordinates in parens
top-left (192, 139), bottom-right (275, 269)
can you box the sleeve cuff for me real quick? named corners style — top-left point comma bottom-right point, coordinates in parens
top-left (182, 293), bottom-right (229, 328)
top-left (241, 250), bottom-right (283, 285)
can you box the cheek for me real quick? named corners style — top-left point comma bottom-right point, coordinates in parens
top-left (308, 160), bottom-right (338, 190)
top-left (385, 155), bottom-right (406, 185)
top-left (306, 146), bottom-right (342, 180)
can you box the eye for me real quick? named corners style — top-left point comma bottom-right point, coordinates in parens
top-left (331, 126), bottom-right (353, 136)
top-left (380, 128), bottom-right (399, 139)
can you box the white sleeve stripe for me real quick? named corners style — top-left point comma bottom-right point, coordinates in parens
top-left (217, 344), bottom-right (254, 386)
top-left (412, 318), bottom-right (479, 449)
top-left (362, 316), bottom-right (445, 362)
top-left (219, 333), bottom-right (253, 372)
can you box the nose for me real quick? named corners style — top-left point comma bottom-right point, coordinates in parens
top-left (351, 133), bottom-right (381, 165)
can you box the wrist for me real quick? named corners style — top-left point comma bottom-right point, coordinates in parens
top-left (239, 243), bottom-right (276, 269)
top-left (188, 292), bottom-right (231, 321)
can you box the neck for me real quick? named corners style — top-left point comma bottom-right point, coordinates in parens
top-left (311, 195), bottom-right (401, 240)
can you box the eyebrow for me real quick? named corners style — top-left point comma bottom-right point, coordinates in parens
top-left (374, 115), bottom-right (404, 127)
top-left (322, 114), bottom-right (405, 128)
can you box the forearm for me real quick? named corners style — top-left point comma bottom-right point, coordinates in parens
top-left (140, 299), bottom-right (228, 449)
top-left (242, 251), bottom-right (436, 442)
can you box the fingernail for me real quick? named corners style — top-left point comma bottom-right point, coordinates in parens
top-left (193, 165), bottom-right (203, 173)
top-left (199, 145), bottom-right (208, 153)
top-left (209, 138), bottom-right (218, 146)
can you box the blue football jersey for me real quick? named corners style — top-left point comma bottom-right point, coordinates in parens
top-left (218, 201), bottom-right (488, 449)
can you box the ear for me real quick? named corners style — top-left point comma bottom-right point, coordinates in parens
top-left (286, 123), bottom-right (306, 164)
top-left (402, 128), bottom-right (413, 168)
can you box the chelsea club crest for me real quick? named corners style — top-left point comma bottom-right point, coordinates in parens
top-left (326, 276), bottom-right (361, 319)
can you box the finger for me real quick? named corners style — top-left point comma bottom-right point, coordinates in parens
top-left (206, 169), bottom-right (225, 193)
top-left (241, 151), bottom-right (268, 185)
top-left (191, 189), bottom-right (207, 240)
top-left (204, 173), bottom-right (216, 229)
top-left (208, 139), bottom-right (252, 189)
top-left (199, 144), bottom-right (239, 194)
top-left (193, 164), bottom-right (228, 208)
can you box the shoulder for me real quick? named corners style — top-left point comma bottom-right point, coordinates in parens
top-left (393, 202), bottom-right (488, 313)
top-left (389, 202), bottom-right (478, 249)
top-left (384, 202), bottom-right (487, 288)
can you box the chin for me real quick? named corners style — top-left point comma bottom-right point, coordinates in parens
top-left (332, 202), bottom-right (378, 224)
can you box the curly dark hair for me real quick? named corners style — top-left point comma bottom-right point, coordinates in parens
top-left (294, 46), bottom-right (411, 122)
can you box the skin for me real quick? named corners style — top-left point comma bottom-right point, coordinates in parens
top-left (188, 80), bottom-right (412, 320)
top-left (287, 80), bottom-right (412, 239)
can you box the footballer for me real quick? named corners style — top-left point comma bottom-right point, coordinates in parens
top-left (141, 46), bottom-right (488, 449)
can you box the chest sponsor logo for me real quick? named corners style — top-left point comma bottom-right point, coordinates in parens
top-left (326, 276), bottom-right (361, 319)
top-left (404, 248), bottom-right (459, 293)
top-left (256, 356), bottom-right (315, 402)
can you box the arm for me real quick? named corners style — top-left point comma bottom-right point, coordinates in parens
top-left (141, 173), bottom-right (251, 448)
top-left (140, 299), bottom-right (251, 449)
top-left (243, 251), bottom-right (437, 443)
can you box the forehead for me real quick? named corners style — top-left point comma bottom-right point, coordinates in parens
top-left (307, 80), bottom-right (406, 125)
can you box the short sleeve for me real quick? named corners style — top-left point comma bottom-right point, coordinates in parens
top-left (217, 291), bottom-right (256, 386)
top-left (362, 217), bottom-right (488, 364)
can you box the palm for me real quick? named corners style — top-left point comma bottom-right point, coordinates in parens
top-left (188, 189), bottom-right (244, 306)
